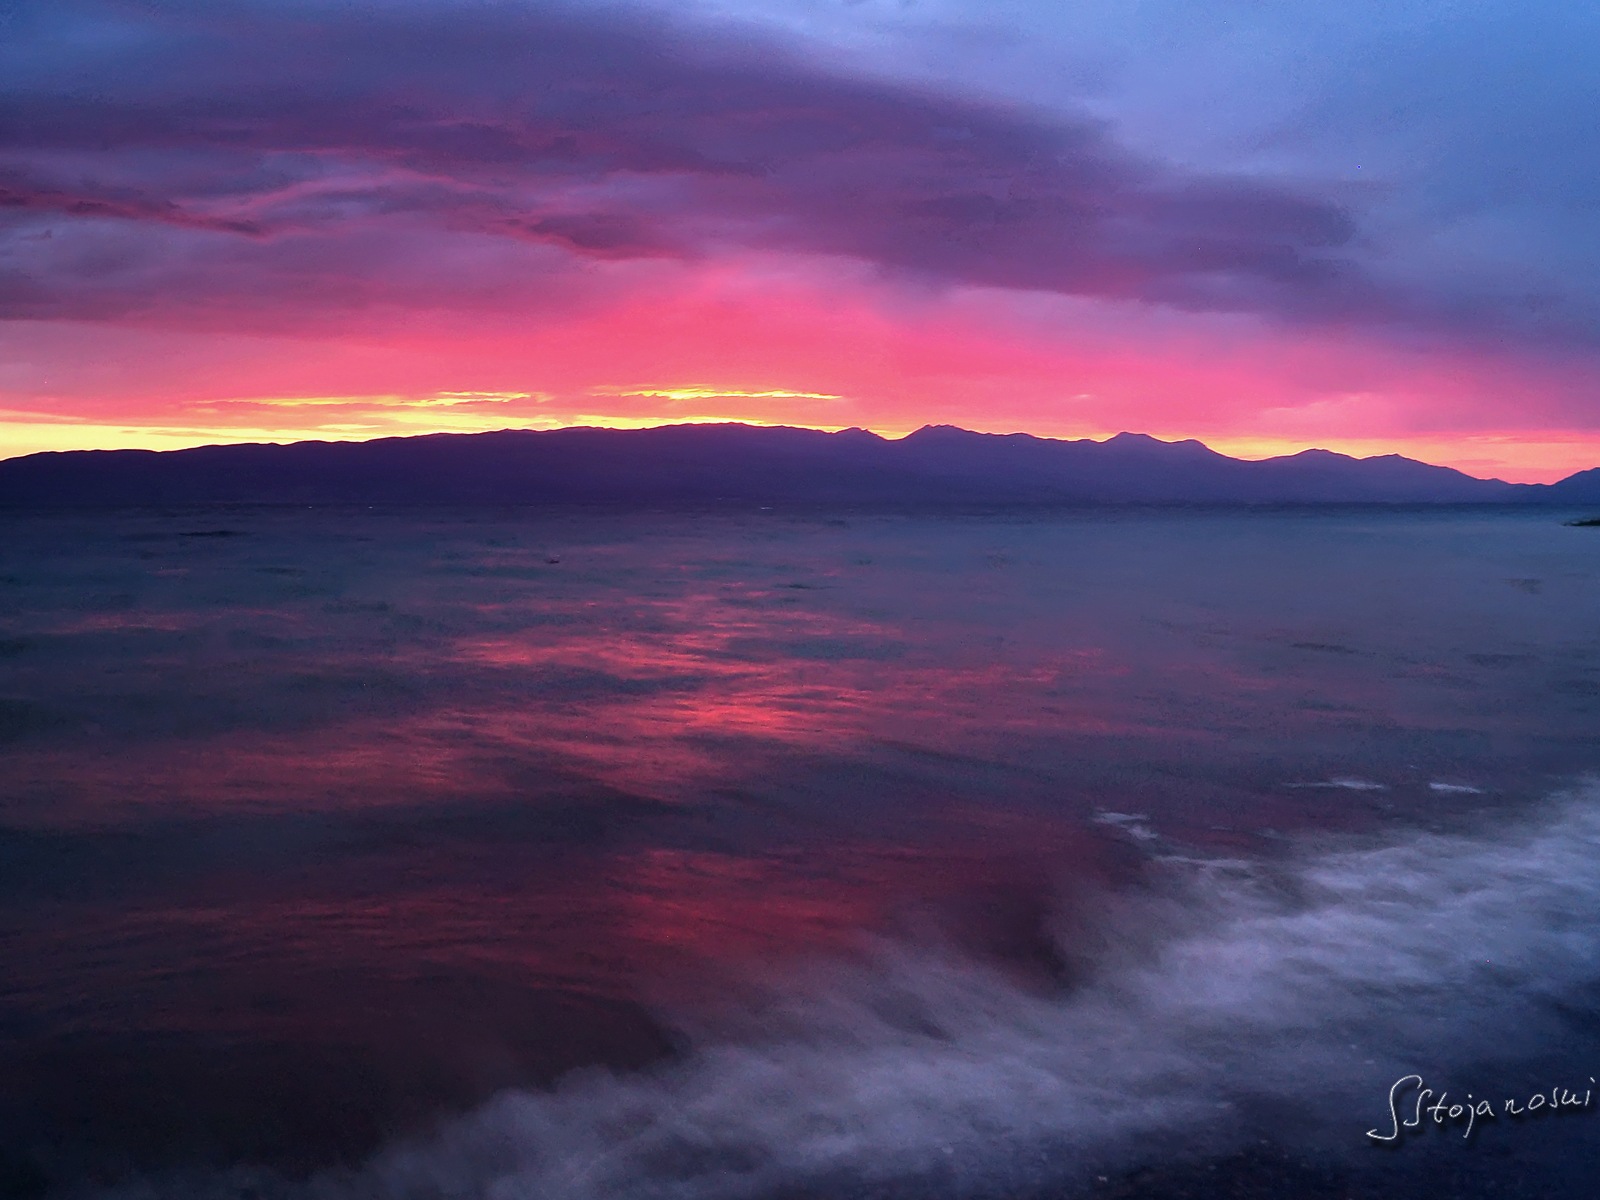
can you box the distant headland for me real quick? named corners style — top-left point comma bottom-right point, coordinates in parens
top-left (2, 423), bottom-right (1597, 508)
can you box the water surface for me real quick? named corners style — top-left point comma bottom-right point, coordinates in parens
top-left (2, 505), bottom-right (1598, 1198)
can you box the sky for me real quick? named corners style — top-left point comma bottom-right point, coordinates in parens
top-left (2, 0), bottom-right (1598, 481)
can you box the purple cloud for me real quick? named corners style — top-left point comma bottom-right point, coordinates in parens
top-left (0, 169), bottom-right (261, 234)
top-left (0, 0), bottom-right (1577, 345)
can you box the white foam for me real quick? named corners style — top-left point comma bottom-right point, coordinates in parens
top-left (1285, 777), bottom-right (1389, 791)
top-left (1429, 782), bottom-right (1486, 794)
top-left (122, 784), bottom-right (1600, 1200)
top-left (1091, 810), bottom-right (1161, 842)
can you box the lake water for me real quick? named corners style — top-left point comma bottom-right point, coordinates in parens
top-left (2, 505), bottom-right (1599, 1199)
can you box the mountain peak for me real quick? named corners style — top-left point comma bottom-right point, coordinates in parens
top-left (1097, 431), bottom-right (1222, 460)
top-left (0, 422), bottom-right (1577, 507)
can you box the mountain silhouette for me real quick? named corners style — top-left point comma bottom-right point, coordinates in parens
top-left (0, 423), bottom-right (1594, 507)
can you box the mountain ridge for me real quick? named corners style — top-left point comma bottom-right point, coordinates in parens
top-left (0, 423), bottom-right (1595, 507)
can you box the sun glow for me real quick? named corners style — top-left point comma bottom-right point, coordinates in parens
top-left (1200, 432), bottom-right (1600, 481)
top-left (216, 392), bottom-right (543, 409)
top-left (596, 387), bottom-right (847, 402)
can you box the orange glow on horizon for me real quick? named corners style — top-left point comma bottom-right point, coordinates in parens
top-left (6, 406), bottom-right (1599, 484)
top-left (4, 256), bottom-right (1599, 483)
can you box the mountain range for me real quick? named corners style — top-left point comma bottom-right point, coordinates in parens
top-left (1, 423), bottom-right (1597, 507)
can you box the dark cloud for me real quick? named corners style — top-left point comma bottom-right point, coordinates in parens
top-left (0, 171), bottom-right (261, 234)
top-left (502, 211), bottom-right (679, 257)
top-left (0, 0), bottom-right (1569, 343)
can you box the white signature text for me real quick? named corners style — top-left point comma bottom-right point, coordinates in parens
top-left (1368, 1074), bottom-right (1594, 1142)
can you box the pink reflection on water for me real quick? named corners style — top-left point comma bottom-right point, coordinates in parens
top-left (601, 811), bottom-right (1108, 981)
top-left (5, 510), bottom-right (1528, 835)
top-left (0, 722), bottom-right (490, 826)
top-left (1, 800), bottom-right (1103, 1046)
top-left (434, 585), bottom-right (1151, 800)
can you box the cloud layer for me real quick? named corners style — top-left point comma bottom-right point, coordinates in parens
top-left (2, 0), bottom-right (1598, 478)
top-left (0, 0), bottom-right (1430, 331)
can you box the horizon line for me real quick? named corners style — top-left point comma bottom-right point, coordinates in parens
top-left (7, 418), bottom-right (1596, 487)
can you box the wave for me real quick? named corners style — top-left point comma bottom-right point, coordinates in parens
top-left (107, 783), bottom-right (1600, 1200)
top-left (1284, 778), bottom-right (1389, 791)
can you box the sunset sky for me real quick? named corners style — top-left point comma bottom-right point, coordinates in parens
top-left (4, 0), bottom-right (1599, 481)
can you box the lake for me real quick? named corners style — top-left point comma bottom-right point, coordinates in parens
top-left (2, 504), bottom-right (1598, 1199)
